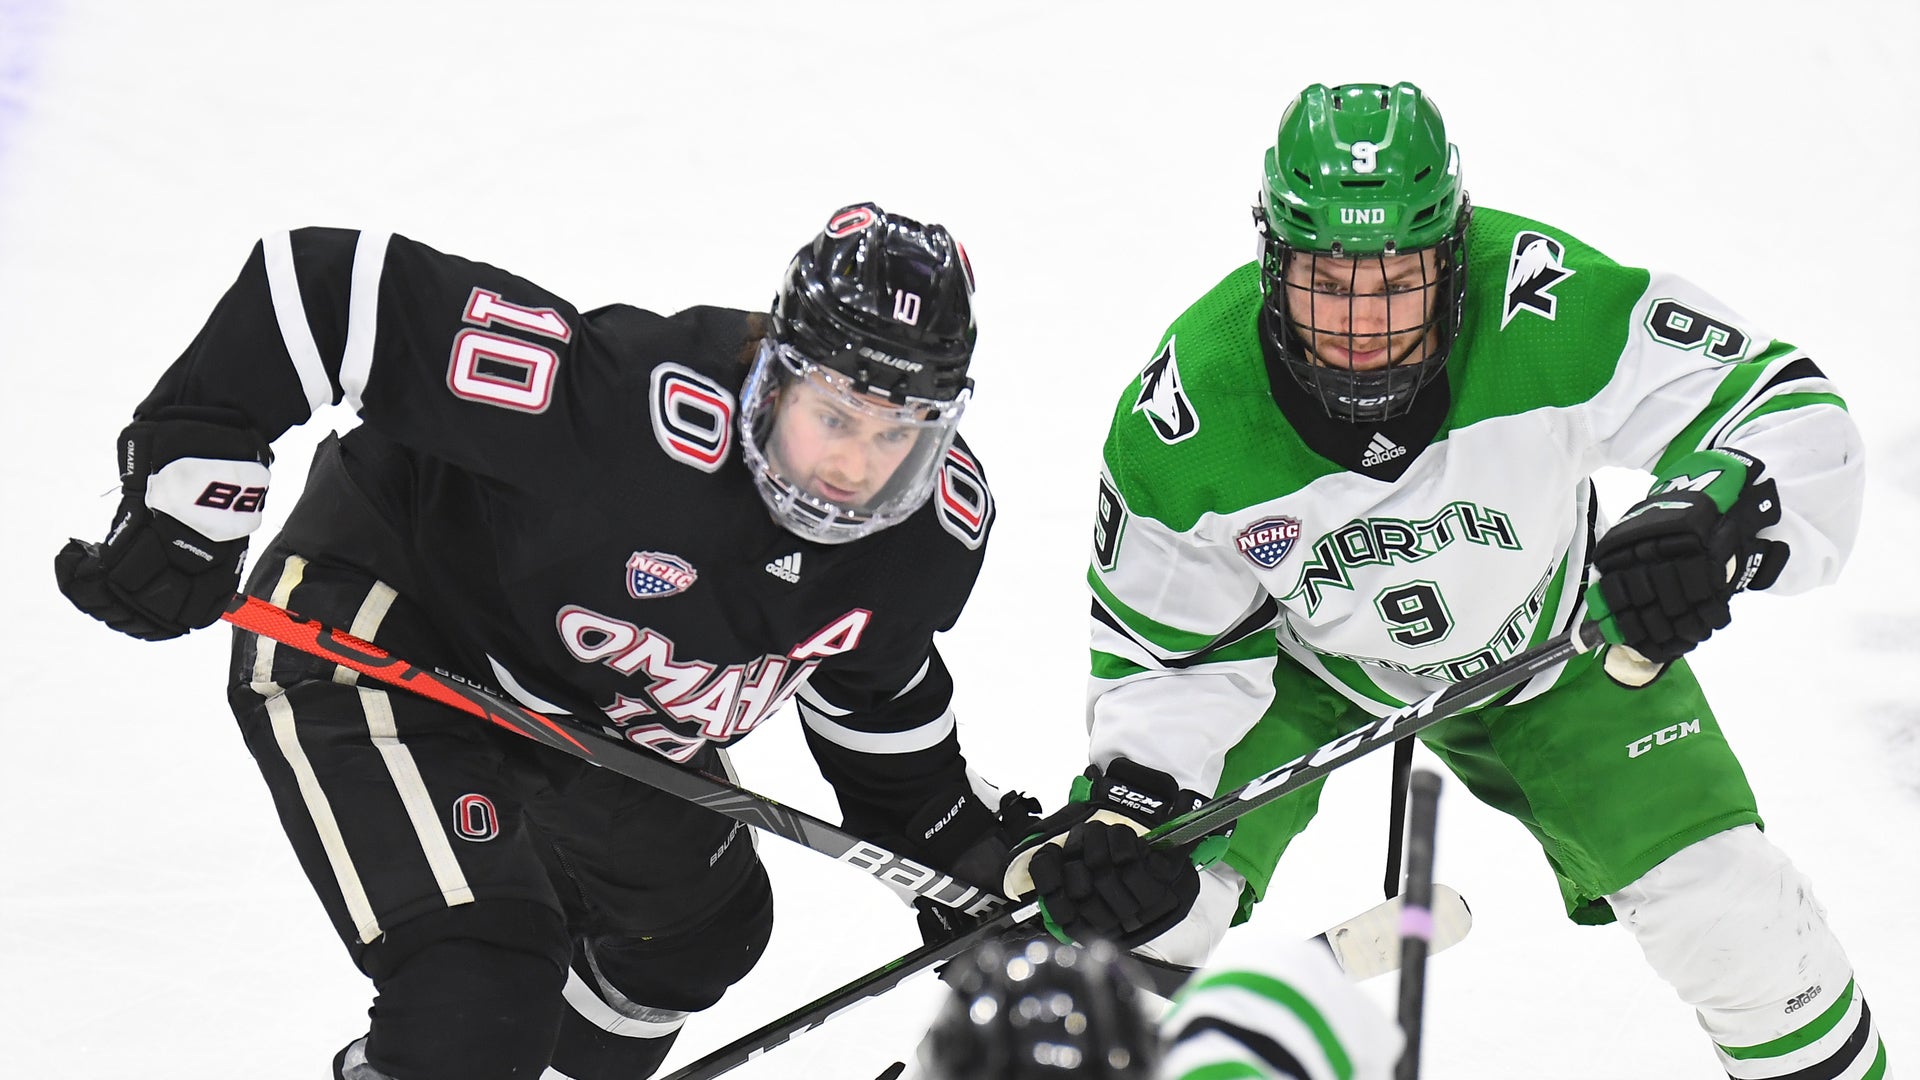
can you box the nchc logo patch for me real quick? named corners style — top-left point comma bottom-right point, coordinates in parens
top-left (1236, 516), bottom-right (1302, 569)
top-left (627, 551), bottom-right (698, 599)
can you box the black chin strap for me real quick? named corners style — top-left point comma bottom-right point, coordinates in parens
top-left (1258, 308), bottom-right (1451, 480)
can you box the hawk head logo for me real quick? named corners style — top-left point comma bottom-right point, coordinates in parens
top-left (1132, 339), bottom-right (1198, 444)
top-left (1502, 231), bottom-right (1575, 329)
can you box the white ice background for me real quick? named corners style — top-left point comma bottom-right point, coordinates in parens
top-left (2, 2), bottom-right (1915, 1076)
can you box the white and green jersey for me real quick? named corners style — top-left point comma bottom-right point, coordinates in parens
top-left (1088, 207), bottom-right (1864, 797)
top-left (1158, 935), bottom-right (1403, 1080)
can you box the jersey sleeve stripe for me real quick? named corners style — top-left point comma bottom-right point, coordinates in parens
top-left (262, 230), bottom-right (336, 416)
top-left (795, 681), bottom-right (851, 717)
top-left (1090, 573), bottom-right (1215, 656)
top-left (1171, 972), bottom-right (1354, 1078)
top-left (338, 230), bottom-right (391, 412)
top-left (1164, 1020), bottom-right (1315, 1080)
top-left (1649, 347), bottom-right (1827, 477)
top-left (1701, 356), bottom-right (1840, 451)
top-left (797, 699), bottom-right (957, 754)
top-left (1724, 391), bottom-right (1848, 439)
top-left (1752, 355), bottom-right (1826, 391)
top-left (890, 657), bottom-right (933, 700)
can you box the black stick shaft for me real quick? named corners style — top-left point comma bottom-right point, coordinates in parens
top-left (1383, 736), bottom-right (1414, 899)
top-left (1150, 621), bottom-right (1601, 848)
top-left (1395, 769), bottom-right (1443, 1080)
top-left (661, 903), bottom-right (1038, 1080)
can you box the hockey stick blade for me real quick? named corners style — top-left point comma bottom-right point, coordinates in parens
top-left (1123, 883), bottom-right (1473, 1000)
top-left (1317, 882), bottom-right (1470, 982)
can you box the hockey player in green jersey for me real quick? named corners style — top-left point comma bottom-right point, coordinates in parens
top-left (1004, 82), bottom-right (1885, 1077)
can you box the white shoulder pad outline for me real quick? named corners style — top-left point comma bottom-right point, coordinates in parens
top-left (649, 362), bottom-right (735, 473)
top-left (935, 445), bottom-right (993, 550)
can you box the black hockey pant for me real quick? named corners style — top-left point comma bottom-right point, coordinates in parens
top-left (229, 545), bottom-right (772, 1079)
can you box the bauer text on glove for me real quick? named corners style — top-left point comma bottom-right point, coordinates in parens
top-left (55, 406), bottom-right (271, 641)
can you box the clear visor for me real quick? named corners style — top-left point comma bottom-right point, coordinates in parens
top-left (740, 340), bottom-right (968, 544)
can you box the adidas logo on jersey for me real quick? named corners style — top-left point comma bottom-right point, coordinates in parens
top-left (1361, 433), bottom-right (1407, 468)
top-left (764, 552), bottom-right (803, 583)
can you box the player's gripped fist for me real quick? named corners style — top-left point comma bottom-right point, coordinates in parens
top-left (897, 781), bottom-right (1043, 946)
top-left (1002, 758), bottom-right (1224, 950)
top-left (1585, 448), bottom-right (1789, 665)
top-left (55, 406), bottom-right (271, 641)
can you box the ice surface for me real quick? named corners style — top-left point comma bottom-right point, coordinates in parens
top-left (2, 2), bottom-right (1913, 1076)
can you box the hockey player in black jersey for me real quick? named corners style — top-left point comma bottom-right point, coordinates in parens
top-left (54, 203), bottom-right (1033, 1080)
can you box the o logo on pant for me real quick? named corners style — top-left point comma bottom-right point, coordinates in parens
top-left (453, 793), bottom-right (500, 842)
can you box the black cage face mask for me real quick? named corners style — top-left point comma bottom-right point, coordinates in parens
top-left (1257, 220), bottom-right (1468, 424)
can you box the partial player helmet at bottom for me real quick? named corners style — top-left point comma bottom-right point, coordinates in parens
top-left (741, 202), bottom-right (977, 545)
top-left (1255, 81), bottom-right (1471, 423)
top-left (915, 938), bottom-right (1161, 1079)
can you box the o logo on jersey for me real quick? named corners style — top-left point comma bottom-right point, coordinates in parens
top-left (453, 794), bottom-right (500, 842)
top-left (650, 363), bottom-right (735, 473)
top-left (937, 446), bottom-right (993, 550)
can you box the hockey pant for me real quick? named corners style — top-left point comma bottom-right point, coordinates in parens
top-left (232, 547), bottom-right (772, 1080)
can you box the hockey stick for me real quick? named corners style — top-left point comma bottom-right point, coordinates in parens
top-left (662, 622), bottom-right (1602, 1079)
top-left (1148, 619), bottom-right (1601, 846)
top-left (1395, 769), bottom-right (1443, 1080)
top-left (218, 593), bottom-right (1005, 920)
top-left (1383, 735), bottom-right (1415, 899)
top-left (225, 591), bottom-right (1472, 1062)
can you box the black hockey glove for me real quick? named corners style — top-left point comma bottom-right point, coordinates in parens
top-left (55, 406), bottom-right (272, 641)
top-left (1585, 448), bottom-right (1789, 667)
top-left (1003, 758), bottom-right (1225, 950)
top-left (905, 782), bottom-right (1043, 946)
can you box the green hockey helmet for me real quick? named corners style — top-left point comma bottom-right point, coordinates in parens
top-left (1260, 81), bottom-right (1464, 256)
top-left (1255, 82), bottom-right (1472, 423)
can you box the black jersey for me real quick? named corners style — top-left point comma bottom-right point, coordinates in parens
top-left (138, 227), bottom-right (999, 843)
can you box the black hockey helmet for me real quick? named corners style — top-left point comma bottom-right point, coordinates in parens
top-left (742, 203), bottom-right (978, 545)
top-left (771, 201), bottom-right (976, 404)
top-left (914, 938), bottom-right (1161, 1079)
